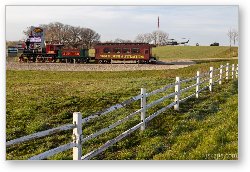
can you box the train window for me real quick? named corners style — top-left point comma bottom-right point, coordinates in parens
top-left (103, 48), bottom-right (111, 53)
top-left (132, 48), bottom-right (140, 54)
top-left (122, 48), bottom-right (131, 53)
top-left (145, 49), bottom-right (149, 54)
top-left (113, 48), bottom-right (121, 53)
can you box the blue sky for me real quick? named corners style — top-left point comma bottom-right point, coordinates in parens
top-left (6, 5), bottom-right (238, 46)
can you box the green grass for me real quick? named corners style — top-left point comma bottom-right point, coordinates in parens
top-left (6, 59), bottom-right (238, 160)
top-left (152, 46), bottom-right (238, 60)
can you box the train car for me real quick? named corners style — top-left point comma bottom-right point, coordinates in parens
top-left (7, 46), bottom-right (18, 57)
top-left (57, 48), bottom-right (89, 63)
top-left (94, 43), bottom-right (156, 64)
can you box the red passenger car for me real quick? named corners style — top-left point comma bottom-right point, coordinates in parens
top-left (94, 43), bottom-right (156, 63)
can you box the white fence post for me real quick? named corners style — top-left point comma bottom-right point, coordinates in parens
top-left (174, 77), bottom-right (180, 110)
top-left (232, 64), bottom-right (235, 79)
top-left (226, 63), bottom-right (229, 80)
top-left (209, 67), bottom-right (213, 92)
top-left (219, 65), bottom-right (223, 85)
top-left (236, 64), bottom-right (238, 78)
top-left (73, 112), bottom-right (82, 160)
top-left (140, 88), bottom-right (146, 131)
top-left (196, 71), bottom-right (200, 98)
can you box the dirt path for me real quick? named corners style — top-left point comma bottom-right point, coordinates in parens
top-left (6, 60), bottom-right (196, 71)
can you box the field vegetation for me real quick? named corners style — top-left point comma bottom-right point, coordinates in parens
top-left (152, 46), bottom-right (238, 60)
top-left (6, 58), bottom-right (238, 160)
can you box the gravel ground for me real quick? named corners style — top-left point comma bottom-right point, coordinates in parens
top-left (6, 60), bottom-right (196, 71)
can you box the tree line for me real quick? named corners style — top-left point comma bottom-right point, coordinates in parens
top-left (23, 22), bottom-right (101, 49)
top-left (12, 21), bottom-right (238, 48)
top-left (22, 22), bottom-right (170, 47)
top-left (106, 30), bottom-right (169, 46)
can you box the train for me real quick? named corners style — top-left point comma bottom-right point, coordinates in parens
top-left (19, 42), bottom-right (156, 64)
top-left (19, 27), bottom-right (157, 64)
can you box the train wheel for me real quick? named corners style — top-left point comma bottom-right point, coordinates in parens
top-left (103, 60), bottom-right (108, 64)
top-left (37, 55), bottom-right (42, 62)
top-left (19, 55), bottom-right (24, 63)
top-left (48, 57), bottom-right (53, 63)
top-left (27, 57), bottom-right (31, 62)
top-left (42, 57), bottom-right (46, 63)
top-left (98, 60), bottom-right (103, 64)
top-left (33, 57), bottom-right (36, 62)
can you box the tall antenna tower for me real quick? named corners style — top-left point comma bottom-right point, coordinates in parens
top-left (157, 16), bottom-right (160, 46)
top-left (158, 16), bottom-right (160, 29)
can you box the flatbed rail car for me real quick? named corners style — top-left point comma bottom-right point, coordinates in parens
top-left (94, 43), bottom-right (156, 64)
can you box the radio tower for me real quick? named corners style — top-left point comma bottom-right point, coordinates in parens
top-left (157, 16), bottom-right (160, 46)
top-left (158, 16), bottom-right (160, 29)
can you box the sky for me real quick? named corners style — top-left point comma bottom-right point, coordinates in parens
top-left (5, 5), bottom-right (238, 46)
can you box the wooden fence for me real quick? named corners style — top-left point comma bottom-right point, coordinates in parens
top-left (6, 63), bottom-right (239, 160)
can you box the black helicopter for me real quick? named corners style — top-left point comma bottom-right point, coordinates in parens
top-left (165, 38), bottom-right (189, 45)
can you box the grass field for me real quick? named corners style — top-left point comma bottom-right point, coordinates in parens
top-left (6, 58), bottom-right (238, 160)
top-left (152, 46), bottom-right (238, 60)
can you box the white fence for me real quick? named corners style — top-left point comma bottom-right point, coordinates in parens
top-left (6, 62), bottom-right (238, 160)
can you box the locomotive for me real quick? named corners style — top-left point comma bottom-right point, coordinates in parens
top-left (19, 41), bottom-right (90, 63)
top-left (19, 26), bottom-right (156, 64)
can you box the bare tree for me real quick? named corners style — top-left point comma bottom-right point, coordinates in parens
top-left (227, 29), bottom-right (233, 48)
top-left (80, 28), bottom-right (101, 48)
top-left (151, 31), bottom-right (158, 45)
top-left (227, 29), bottom-right (238, 57)
top-left (228, 29), bottom-right (238, 47)
top-left (232, 29), bottom-right (238, 46)
top-left (23, 27), bottom-right (32, 37)
top-left (112, 38), bottom-right (132, 43)
top-left (144, 33), bottom-right (153, 43)
top-left (134, 33), bottom-right (153, 43)
top-left (151, 30), bottom-right (169, 46)
top-left (135, 34), bottom-right (145, 43)
top-left (158, 31), bottom-right (169, 46)
top-left (114, 38), bottom-right (125, 43)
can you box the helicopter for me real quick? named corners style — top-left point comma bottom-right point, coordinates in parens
top-left (165, 38), bottom-right (190, 46)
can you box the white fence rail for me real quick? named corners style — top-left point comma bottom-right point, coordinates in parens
top-left (6, 63), bottom-right (238, 160)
